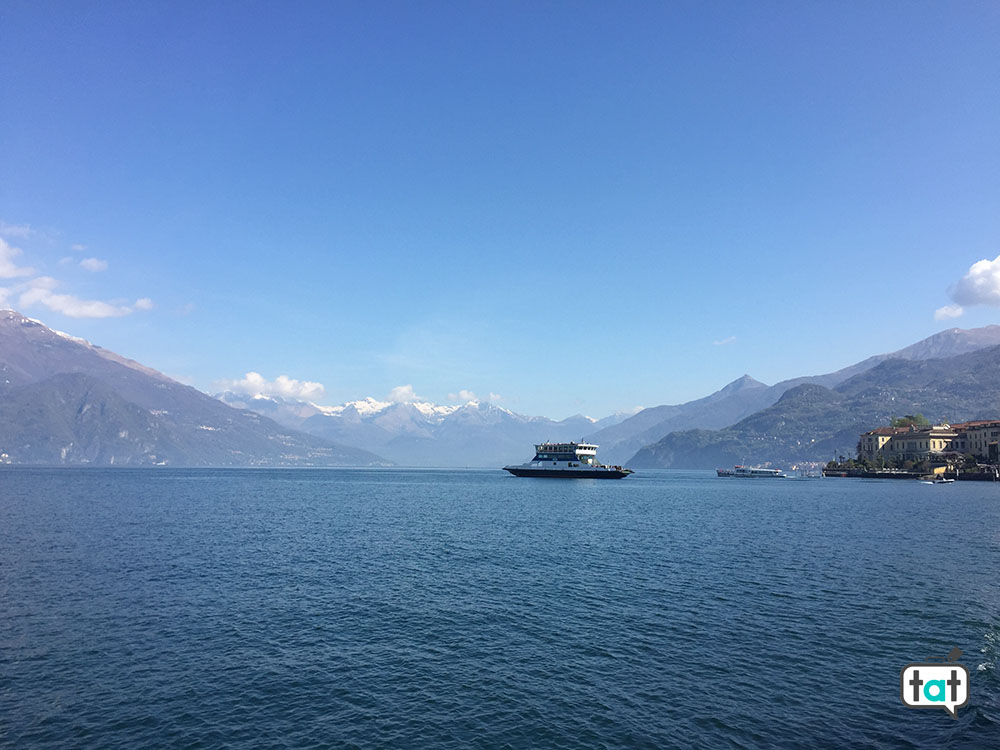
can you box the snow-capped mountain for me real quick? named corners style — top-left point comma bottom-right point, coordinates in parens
top-left (0, 310), bottom-right (386, 466)
top-left (215, 392), bottom-right (467, 430)
top-left (215, 391), bottom-right (624, 467)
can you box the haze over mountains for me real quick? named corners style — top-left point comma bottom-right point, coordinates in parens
top-left (0, 310), bottom-right (385, 466)
top-left (632, 342), bottom-right (1000, 469)
top-left (2, 308), bottom-right (999, 468)
top-left (217, 390), bottom-right (626, 468)
top-left (586, 325), bottom-right (1000, 464)
top-left (216, 324), bottom-right (1000, 468)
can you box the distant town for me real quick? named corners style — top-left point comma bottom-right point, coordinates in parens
top-left (828, 415), bottom-right (1000, 479)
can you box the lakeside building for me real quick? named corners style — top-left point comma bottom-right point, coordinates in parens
top-left (858, 421), bottom-right (1000, 463)
top-left (857, 426), bottom-right (911, 459)
top-left (953, 421), bottom-right (1000, 462)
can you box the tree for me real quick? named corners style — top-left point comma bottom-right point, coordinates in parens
top-left (891, 414), bottom-right (930, 428)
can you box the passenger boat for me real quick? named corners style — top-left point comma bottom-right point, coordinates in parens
top-left (503, 442), bottom-right (633, 479)
top-left (716, 465), bottom-right (787, 478)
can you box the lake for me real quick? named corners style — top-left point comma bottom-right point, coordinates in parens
top-left (2, 468), bottom-right (998, 747)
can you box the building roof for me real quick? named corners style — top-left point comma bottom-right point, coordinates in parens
top-left (863, 426), bottom-right (912, 436)
top-left (950, 420), bottom-right (1000, 430)
top-left (864, 420), bottom-right (1000, 439)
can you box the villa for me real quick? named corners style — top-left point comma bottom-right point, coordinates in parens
top-left (859, 421), bottom-right (1000, 463)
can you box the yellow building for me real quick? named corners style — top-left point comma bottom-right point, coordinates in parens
top-left (951, 421), bottom-right (1000, 462)
top-left (860, 420), bottom-right (1000, 463)
top-left (882, 425), bottom-right (958, 461)
top-left (858, 427), bottom-right (909, 461)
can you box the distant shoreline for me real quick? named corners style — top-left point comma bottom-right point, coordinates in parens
top-left (823, 467), bottom-right (999, 481)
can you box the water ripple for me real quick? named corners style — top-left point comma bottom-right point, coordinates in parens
top-left (1, 468), bottom-right (998, 748)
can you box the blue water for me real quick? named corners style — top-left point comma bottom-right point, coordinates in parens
top-left (2, 468), bottom-right (999, 748)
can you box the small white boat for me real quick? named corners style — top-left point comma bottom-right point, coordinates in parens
top-left (716, 465), bottom-right (787, 478)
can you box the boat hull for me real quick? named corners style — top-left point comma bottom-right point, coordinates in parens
top-left (504, 467), bottom-right (632, 479)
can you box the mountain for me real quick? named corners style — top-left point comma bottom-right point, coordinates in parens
top-left (795, 324), bottom-right (1000, 388)
top-left (218, 390), bottom-right (611, 467)
top-left (299, 400), bottom-right (598, 467)
top-left (586, 325), bottom-right (1000, 463)
top-left (0, 310), bottom-right (387, 466)
top-left (215, 324), bottom-right (1000, 468)
top-left (584, 375), bottom-right (774, 463)
top-left (216, 391), bottom-right (330, 428)
top-left (630, 344), bottom-right (1000, 469)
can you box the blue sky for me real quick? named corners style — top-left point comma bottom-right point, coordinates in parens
top-left (2, 1), bottom-right (999, 418)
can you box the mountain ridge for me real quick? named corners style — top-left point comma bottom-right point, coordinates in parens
top-left (585, 324), bottom-right (1000, 463)
top-left (630, 343), bottom-right (1000, 469)
top-left (215, 391), bottom-right (627, 468)
top-left (0, 310), bottom-right (387, 466)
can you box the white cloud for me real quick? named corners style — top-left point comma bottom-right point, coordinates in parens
top-left (0, 237), bottom-right (36, 279)
top-left (949, 254), bottom-right (1000, 308)
top-left (24, 275), bottom-right (58, 291)
top-left (0, 223), bottom-right (151, 320)
top-left (18, 276), bottom-right (133, 318)
top-left (487, 392), bottom-right (503, 402)
top-left (934, 304), bottom-right (964, 320)
top-left (388, 384), bottom-right (421, 403)
top-left (71, 243), bottom-right (87, 252)
top-left (218, 371), bottom-right (326, 401)
top-left (0, 221), bottom-right (35, 239)
top-left (79, 257), bottom-right (108, 272)
top-left (713, 335), bottom-right (737, 346)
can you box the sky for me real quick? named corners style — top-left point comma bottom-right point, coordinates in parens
top-left (2, 1), bottom-right (999, 419)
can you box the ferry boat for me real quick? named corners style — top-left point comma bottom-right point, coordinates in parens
top-left (716, 465), bottom-right (787, 478)
top-left (503, 442), bottom-right (633, 479)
